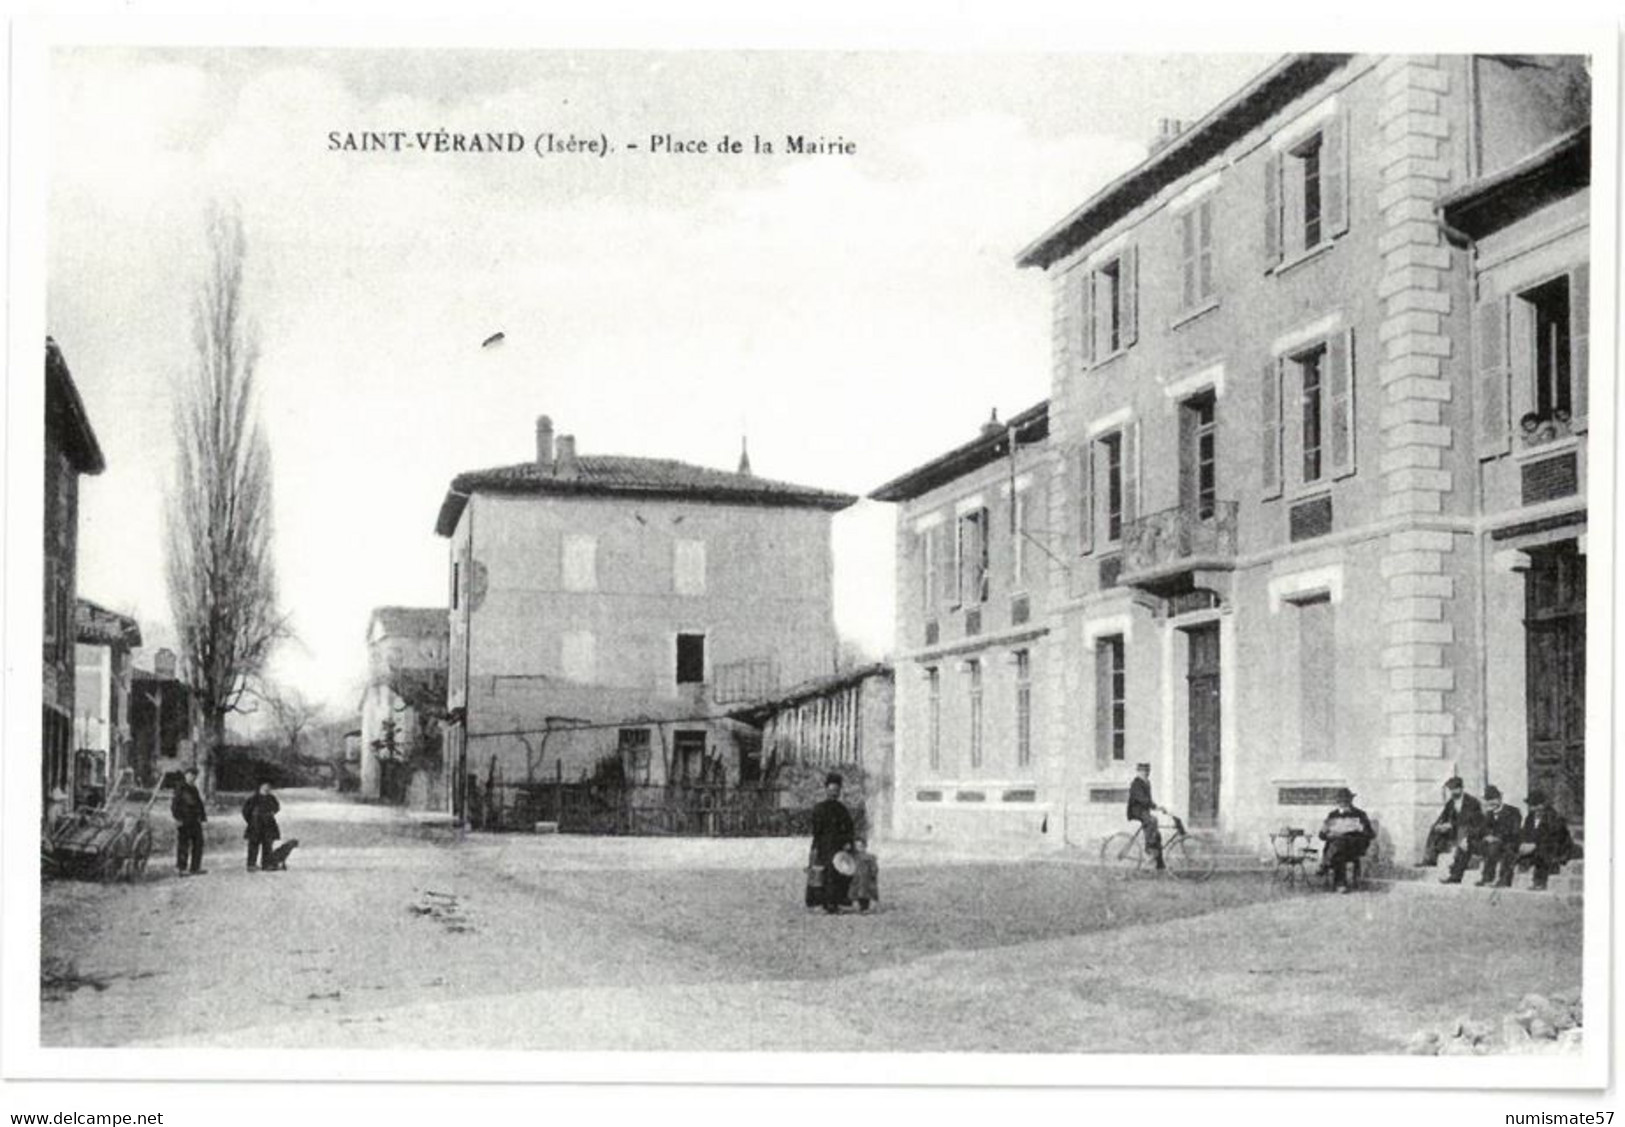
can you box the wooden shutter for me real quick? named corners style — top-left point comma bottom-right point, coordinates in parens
top-left (1570, 263), bottom-right (1589, 431)
top-left (1121, 245), bottom-right (1139, 348)
top-left (976, 508), bottom-right (990, 603)
top-left (1197, 197), bottom-right (1215, 302)
top-left (937, 523), bottom-right (955, 610)
top-left (1081, 270), bottom-right (1096, 368)
top-left (1329, 328), bottom-right (1356, 478)
top-left (1094, 639), bottom-right (1113, 768)
top-left (1323, 110), bottom-right (1349, 237)
top-left (1078, 445), bottom-right (1095, 556)
top-left (1261, 357), bottom-right (1284, 499)
top-left (1054, 270), bottom-right (1076, 383)
top-left (1178, 400), bottom-right (1198, 510)
top-left (1180, 209), bottom-right (1198, 312)
top-left (1475, 296), bottom-right (1512, 459)
top-left (1263, 152), bottom-right (1284, 266)
top-left (1122, 420), bottom-right (1141, 524)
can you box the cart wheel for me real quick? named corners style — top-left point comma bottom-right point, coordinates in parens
top-left (129, 832), bottom-right (152, 879)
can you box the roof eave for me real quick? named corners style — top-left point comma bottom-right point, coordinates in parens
top-left (1437, 125), bottom-right (1590, 241)
top-left (45, 339), bottom-right (107, 475)
top-left (1015, 53), bottom-right (1351, 271)
top-left (869, 401), bottom-right (1049, 503)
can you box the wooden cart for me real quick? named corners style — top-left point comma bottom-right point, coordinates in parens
top-left (42, 769), bottom-right (158, 881)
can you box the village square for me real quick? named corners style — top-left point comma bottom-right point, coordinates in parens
top-left (34, 50), bottom-right (1595, 1061)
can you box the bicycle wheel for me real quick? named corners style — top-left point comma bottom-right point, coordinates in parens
top-left (1100, 832), bottom-right (1144, 877)
top-left (1165, 835), bottom-right (1216, 881)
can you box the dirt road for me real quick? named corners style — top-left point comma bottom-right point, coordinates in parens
top-left (40, 791), bottom-right (1582, 1052)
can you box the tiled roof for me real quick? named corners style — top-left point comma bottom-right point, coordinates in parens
top-left (369, 606), bottom-right (449, 638)
top-left (1438, 126), bottom-right (1589, 241)
top-left (869, 400), bottom-right (1048, 503)
top-left (437, 455), bottom-right (858, 536)
top-left (46, 338), bottom-right (105, 475)
top-left (75, 598), bottom-right (142, 648)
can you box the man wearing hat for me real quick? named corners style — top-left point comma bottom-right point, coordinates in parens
top-left (1516, 791), bottom-right (1574, 891)
top-left (170, 766), bottom-right (208, 876)
top-left (808, 772), bottom-right (857, 913)
top-left (1470, 786), bottom-right (1522, 888)
top-left (1126, 762), bottom-right (1166, 871)
top-left (1425, 776), bottom-right (1485, 882)
top-left (1317, 787), bottom-right (1374, 893)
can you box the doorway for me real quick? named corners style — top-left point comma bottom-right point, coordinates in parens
top-left (1185, 622), bottom-right (1221, 827)
top-left (1524, 539), bottom-right (1585, 818)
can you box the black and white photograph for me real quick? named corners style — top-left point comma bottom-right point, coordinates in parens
top-left (3, 13), bottom-right (1616, 1117)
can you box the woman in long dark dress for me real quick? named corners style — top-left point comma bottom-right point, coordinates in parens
top-left (808, 772), bottom-right (856, 913)
top-left (242, 782), bottom-right (281, 871)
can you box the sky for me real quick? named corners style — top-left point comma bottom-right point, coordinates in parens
top-left (45, 46), bottom-right (1272, 716)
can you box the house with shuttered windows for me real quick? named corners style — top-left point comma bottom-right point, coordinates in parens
top-left (1004, 53), bottom-right (1591, 862)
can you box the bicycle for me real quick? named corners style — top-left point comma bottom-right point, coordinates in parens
top-left (1099, 814), bottom-right (1216, 881)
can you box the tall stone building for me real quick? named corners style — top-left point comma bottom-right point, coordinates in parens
top-left (44, 338), bottom-right (105, 814)
top-left (880, 54), bottom-right (1592, 861)
top-left (435, 417), bottom-right (856, 820)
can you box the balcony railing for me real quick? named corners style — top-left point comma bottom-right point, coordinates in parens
top-left (1120, 501), bottom-right (1238, 591)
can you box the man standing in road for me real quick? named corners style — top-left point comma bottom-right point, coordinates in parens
top-left (808, 772), bottom-right (856, 914)
top-left (171, 766), bottom-right (208, 876)
top-left (1127, 762), bottom-right (1165, 872)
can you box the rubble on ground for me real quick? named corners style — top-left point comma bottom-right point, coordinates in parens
top-left (1404, 989), bottom-right (1583, 1055)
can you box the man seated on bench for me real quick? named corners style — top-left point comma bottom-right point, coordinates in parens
top-left (1317, 787), bottom-right (1374, 894)
top-left (1517, 791), bottom-right (1574, 892)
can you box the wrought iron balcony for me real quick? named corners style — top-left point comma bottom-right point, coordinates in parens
top-left (1119, 501), bottom-right (1238, 595)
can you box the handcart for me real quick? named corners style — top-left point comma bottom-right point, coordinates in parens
top-left (42, 769), bottom-right (160, 881)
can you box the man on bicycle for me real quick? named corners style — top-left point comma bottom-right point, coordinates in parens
top-left (1127, 762), bottom-right (1166, 871)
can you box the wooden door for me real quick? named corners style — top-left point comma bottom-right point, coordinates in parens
top-left (1525, 541), bottom-right (1585, 817)
top-left (1186, 623), bottom-right (1221, 827)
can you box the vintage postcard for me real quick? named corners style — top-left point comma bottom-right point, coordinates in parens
top-left (3, 12), bottom-right (1615, 1111)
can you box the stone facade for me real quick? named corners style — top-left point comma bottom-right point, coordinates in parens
top-left (881, 54), bottom-right (1591, 861)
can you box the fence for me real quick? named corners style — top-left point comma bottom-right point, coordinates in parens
top-left (476, 780), bottom-right (826, 837)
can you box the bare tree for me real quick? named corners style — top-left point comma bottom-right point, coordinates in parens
top-left (265, 683), bottom-right (324, 761)
top-left (164, 206), bottom-right (287, 792)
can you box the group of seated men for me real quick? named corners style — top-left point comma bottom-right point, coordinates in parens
top-left (1310, 777), bottom-right (1576, 893)
top-left (1423, 776), bottom-right (1576, 890)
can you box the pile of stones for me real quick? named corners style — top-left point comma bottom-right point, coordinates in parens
top-left (1404, 990), bottom-right (1583, 1055)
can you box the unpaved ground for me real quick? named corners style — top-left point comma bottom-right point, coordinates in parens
top-left (40, 791), bottom-right (1582, 1053)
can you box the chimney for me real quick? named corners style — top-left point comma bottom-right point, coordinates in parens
top-left (556, 434), bottom-right (580, 480)
top-left (154, 648), bottom-right (177, 678)
top-left (535, 415), bottom-right (555, 471)
top-left (1148, 117), bottom-right (1185, 156)
top-left (979, 408), bottom-right (1003, 439)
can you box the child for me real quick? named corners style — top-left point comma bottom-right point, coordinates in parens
top-left (850, 838), bottom-right (880, 912)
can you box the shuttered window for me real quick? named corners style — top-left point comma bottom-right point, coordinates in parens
top-left (1283, 328), bottom-right (1357, 488)
top-left (1082, 245), bottom-right (1139, 364)
top-left (1178, 197), bottom-right (1216, 313)
top-left (1266, 108), bottom-right (1350, 267)
top-left (1095, 636), bottom-right (1126, 766)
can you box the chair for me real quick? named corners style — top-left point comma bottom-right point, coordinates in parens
top-left (1269, 827), bottom-right (1318, 890)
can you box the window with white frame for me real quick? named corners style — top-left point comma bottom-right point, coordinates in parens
top-left (1295, 595), bottom-right (1335, 761)
top-left (562, 533), bottom-right (597, 592)
top-left (1265, 110), bottom-right (1349, 266)
top-left (1077, 423), bottom-right (1139, 554)
top-left (927, 667), bottom-right (942, 772)
top-left (1178, 197), bottom-right (1216, 314)
top-left (674, 538), bottom-right (707, 596)
top-left (1080, 246), bottom-right (1139, 366)
top-left (1095, 635), bottom-right (1126, 764)
top-left (955, 507), bottom-right (990, 606)
top-left (967, 659), bottom-right (984, 769)
top-left (1476, 264), bottom-right (1589, 457)
top-left (561, 630), bottom-right (597, 684)
top-left (1261, 328), bottom-right (1356, 498)
top-left (1015, 650), bottom-right (1032, 769)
